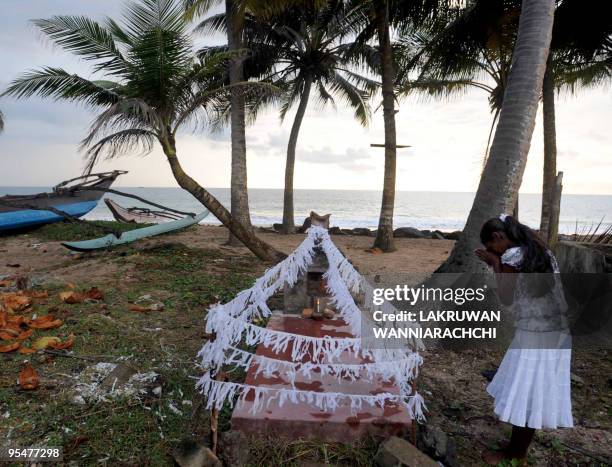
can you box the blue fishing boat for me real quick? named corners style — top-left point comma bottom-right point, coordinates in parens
top-left (0, 171), bottom-right (125, 233)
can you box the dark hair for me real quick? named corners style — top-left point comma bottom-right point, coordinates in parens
top-left (480, 216), bottom-right (553, 273)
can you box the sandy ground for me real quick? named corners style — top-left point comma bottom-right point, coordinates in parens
top-left (1, 225), bottom-right (610, 466)
top-left (0, 225), bottom-right (455, 282)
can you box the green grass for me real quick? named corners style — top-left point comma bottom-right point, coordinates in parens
top-left (0, 239), bottom-right (263, 465)
top-left (0, 238), bottom-right (386, 465)
top-left (34, 220), bottom-right (150, 241)
top-left (134, 243), bottom-right (258, 307)
top-left (246, 436), bottom-right (379, 466)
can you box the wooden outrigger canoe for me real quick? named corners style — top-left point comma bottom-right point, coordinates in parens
top-left (61, 211), bottom-right (209, 252)
top-left (104, 198), bottom-right (183, 224)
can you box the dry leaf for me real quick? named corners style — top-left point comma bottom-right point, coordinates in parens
top-left (17, 329), bottom-right (33, 340)
top-left (32, 336), bottom-right (61, 350)
top-left (85, 287), bottom-right (104, 300)
top-left (0, 279), bottom-right (13, 288)
top-left (29, 315), bottom-right (63, 330)
top-left (59, 291), bottom-right (83, 304)
top-left (25, 290), bottom-right (49, 299)
top-left (129, 304), bottom-right (154, 312)
top-left (18, 347), bottom-right (37, 355)
top-left (48, 334), bottom-right (75, 350)
top-left (19, 364), bottom-right (39, 390)
top-left (0, 328), bottom-right (20, 338)
top-left (0, 293), bottom-right (31, 311)
top-left (0, 342), bottom-right (20, 353)
top-left (7, 315), bottom-right (27, 326)
top-left (0, 331), bottom-right (16, 340)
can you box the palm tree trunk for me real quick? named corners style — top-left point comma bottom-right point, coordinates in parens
top-left (226, 0), bottom-right (252, 245)
top-left (282, 77), bottom-right (313, 234)
top-left (162, 135), bottom-right (285, 262)
top-left (540, 52), bottom-right (557, 242)
top-left (438, 0), bottom-right (555, 272)
top-left (373, 0), bottom-right (397, 252)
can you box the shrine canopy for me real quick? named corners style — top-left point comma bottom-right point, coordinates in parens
top-left (196, 226), bottom-right (426, 421)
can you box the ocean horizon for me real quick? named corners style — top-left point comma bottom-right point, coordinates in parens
top-left (2, 186), bottom-right (610, 234)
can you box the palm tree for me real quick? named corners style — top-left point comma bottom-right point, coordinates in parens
top-left (185, 0), bottom-right (254, 246)
top-left (399, 0), bottom-right (521, 166)
top-left (0, 110), bottom-right (4, 133)
top-left (438, 0), bottom-right (555, 272)
top-left (348, 0), bottom-right (448, 252)
top-left (403, 0), bottom-right (611, 244)
top-left (201, 1), bottom-right (376, 233)
top-left (3, 0), bottom-right (284, 261)
top-left (539, 0), bottom-right (612, 242)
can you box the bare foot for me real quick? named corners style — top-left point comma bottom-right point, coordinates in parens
top-left (482, 449), bottom-right (507, 465)
top-left (482, 449), bottom-right (526, 466)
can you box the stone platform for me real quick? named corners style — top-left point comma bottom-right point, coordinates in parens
top-left (231, 314), bottom-right (412, 443)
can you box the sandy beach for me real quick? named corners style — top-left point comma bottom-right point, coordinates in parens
top-left (0, 225), bottom-right (456, 282)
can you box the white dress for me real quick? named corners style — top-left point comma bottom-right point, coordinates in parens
top-left (487, 247), bottom-right (574, 429)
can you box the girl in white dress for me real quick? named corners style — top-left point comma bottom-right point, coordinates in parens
top-left (474, 214), bottom-right (573, 465)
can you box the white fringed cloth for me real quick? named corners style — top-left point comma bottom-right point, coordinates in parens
top-left (196, 226), bottom-right (426, 421)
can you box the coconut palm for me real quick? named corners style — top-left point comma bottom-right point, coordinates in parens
top-left (200, 1), bottom-right (377, 233)
top-left (3, 0), bottom-right (284, 261)
top-left (402, 0), bottom-right (611, 244)
top-left (348, 0), bottom-right (449, 252)
top-left (439, 0), bottom-right (556, 272)
top-left (538, 0), bottom-right (612, 241)
top-left (185, 0), bottom-right (255, 245)
top-left (398, 0), bottom-right (521, 166)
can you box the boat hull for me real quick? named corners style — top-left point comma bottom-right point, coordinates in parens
top-left (104, 198), bottom-right (182, 224)
top-left (62, 211), bottom-right (209, 251)
top-left (0, 200), bottom-right (99, 232)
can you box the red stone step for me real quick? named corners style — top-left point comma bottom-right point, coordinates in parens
top-left (231, 314), bottom-right (412, 443)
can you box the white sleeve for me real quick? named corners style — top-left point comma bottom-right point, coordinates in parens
top-left (501, 247), bottom-right (523, 269)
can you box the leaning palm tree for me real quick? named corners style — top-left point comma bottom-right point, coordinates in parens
top-left (399, 0), bottom-right (521, 167)
top-left (3, 0), bottom-right (284, 261)
top-left (404, 0), bottom-right (611, 244)
top-left (438, 0), bottom-right (556, 272)
top-left (201, 1), bottom-right (377, 233)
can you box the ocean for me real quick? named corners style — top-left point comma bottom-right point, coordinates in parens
top-left (1, 187), bottom-right (610, 234)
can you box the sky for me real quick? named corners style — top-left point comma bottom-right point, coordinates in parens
top-left (0, 0), bottom-right (610, 195)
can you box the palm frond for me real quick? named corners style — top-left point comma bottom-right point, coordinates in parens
top-left (557, 56), bottom-right (612, 93)
top-left (82, 128), bottom-right (156, 174)
top-left (105, 17), bottom-right (136, 47)
top-left (193, 12), bottom-right (226, 35)
top-left (183, 0), bottom-right (220, 21)
top-left (398, 78), bottom-right (492, 99)
top-left (83, 98), bottom-right (161, 150)
top-left (124, 0), bottom-right (186, 38)
top-left (33, 16), bottom-right (129, 75)
top-left (279, 77), bottom-right (303, 122)
top-left (2, 67), bottom-right (120, 106)
top-left (327, 72), bottom-right (370, 126)
top-left (315, 80), bottom-right (335, 109)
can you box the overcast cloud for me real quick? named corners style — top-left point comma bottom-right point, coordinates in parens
top-left (0, 0), bottom-right (610, 194)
